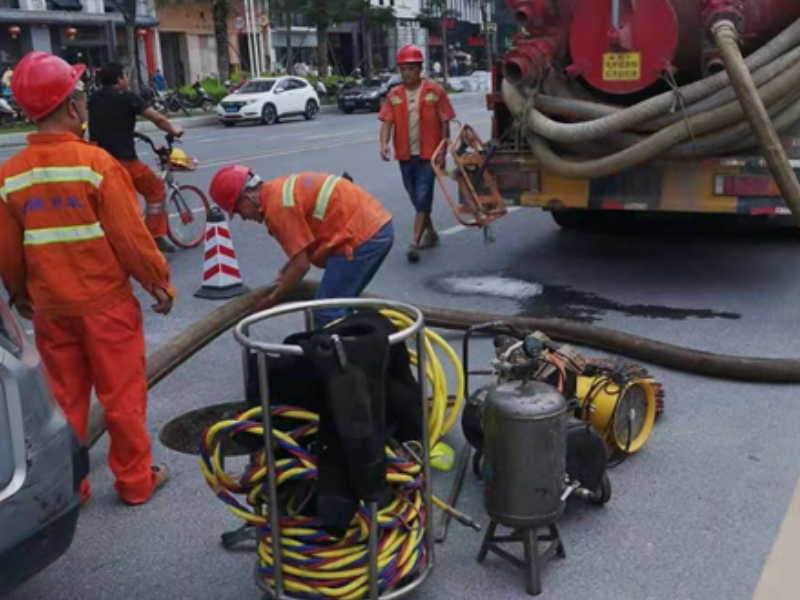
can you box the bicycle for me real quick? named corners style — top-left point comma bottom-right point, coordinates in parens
top-left (134, 132), bottom-right (209, 248)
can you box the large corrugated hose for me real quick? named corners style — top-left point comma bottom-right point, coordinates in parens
top-left (85, 280), bottom-right (800, 450)
top-left (501, 16), bottom-right (800, 181)
top-left (712, 19), bottom-right (800, 228)
top-left (502, 16), bottom-right (800, 144)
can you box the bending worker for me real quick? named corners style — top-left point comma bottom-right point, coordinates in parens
top-left (0, 52), bottom-right (174, 506)
top-left (379, 44), bottom-right (455, 262)
top-left (88, 62), bottom-right (183, 254)
top-left (208, 167), bottom-right (393, 326)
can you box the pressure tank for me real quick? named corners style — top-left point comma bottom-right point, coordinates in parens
top-left (505, 0), bottom-right (800, 95)
top-left (481, 381), bottom-right (567, 528)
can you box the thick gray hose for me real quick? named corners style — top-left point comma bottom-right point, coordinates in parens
top-left (559, 92), bottom-right (800, 159)
top-left (507, 57), bottom-right (800, 178)
top-left (714, 19), bottom-right (800, 227)
top-left (535, 45), bottom-right (800, 135)
top-left (645, 45), bottom-right (800, 131)
top-left (506, 16), bottom-right (800, 143)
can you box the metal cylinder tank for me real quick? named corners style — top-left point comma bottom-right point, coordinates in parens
top-left (482, 381), bottom-right (567, 528)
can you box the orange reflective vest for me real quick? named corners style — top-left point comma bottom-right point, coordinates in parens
top-left (0, 132), bottom-right (174, 317)
top-left (378, 78), bottom-right (456, 161)
top-left (260, 172), bottom-right (392, 268)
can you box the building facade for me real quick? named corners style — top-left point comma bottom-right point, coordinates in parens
top-left (0, 0), bottom-right (157, 73)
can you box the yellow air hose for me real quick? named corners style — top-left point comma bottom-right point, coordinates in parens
top-left (199, 316), bottom-right (472, 598)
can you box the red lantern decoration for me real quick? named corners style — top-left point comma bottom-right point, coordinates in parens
top-left (65, 27), bottom-right (78, 40)
top-left (136, 28), bottom-right (148, 38)
top-left (8, 25), bottom-right (21, 40)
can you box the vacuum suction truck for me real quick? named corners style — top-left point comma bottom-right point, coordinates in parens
top-left (440, 1), bottom-right (800, 231)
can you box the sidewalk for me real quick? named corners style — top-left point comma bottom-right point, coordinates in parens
top-left (0, 113), bottom-right (219, 149)
top-left (0, 103), bottom-right (344, 149)
top-left (753, 476), bottom-right (800, 599)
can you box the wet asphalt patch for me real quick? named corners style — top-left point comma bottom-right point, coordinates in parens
top-left (430, 273), bottom-right (741, 323)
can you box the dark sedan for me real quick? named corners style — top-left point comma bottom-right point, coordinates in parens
top-left (337, 77), bottom-right (399, 113)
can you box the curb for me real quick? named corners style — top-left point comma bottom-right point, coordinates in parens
top-left (0, 92), bottom-right (485, 148)
top-left (0, 114), bottom-right (218, 149)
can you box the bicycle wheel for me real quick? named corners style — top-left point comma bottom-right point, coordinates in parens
top-left (166, 184), bottom-right (209, 248)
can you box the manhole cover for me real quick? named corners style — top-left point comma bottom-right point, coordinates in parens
top-left (159, 401), bottom-right (258, 456)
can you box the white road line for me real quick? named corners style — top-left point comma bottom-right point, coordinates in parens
top-left (440, 206), bottom-right (522, 236)
top-left (197, 135), bottom-right (375, 170)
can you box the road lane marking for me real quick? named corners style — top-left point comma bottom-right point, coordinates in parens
top-left (197, 135), bottom-right (375, 170)
top-left (440, 206), bottom-right (522, 236)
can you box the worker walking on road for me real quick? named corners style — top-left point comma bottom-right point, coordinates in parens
top-left (379, 44), bottom-right (455, 262)
top-left (0, 52), bottom-right (174, 506)
top-left (208, 167), bottom-right (394, 327)
top-left (88, 62), bottom-right (183, 254)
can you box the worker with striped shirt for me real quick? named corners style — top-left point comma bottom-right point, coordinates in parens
top-left (208, 166), bottom-right (394, 327)
top-left (0, 52), bottom-right (173, 506)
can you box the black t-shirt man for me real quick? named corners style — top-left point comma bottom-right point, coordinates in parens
top-left (88, 87), bottom-right (146, 160)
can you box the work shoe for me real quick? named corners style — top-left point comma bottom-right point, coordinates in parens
top-left (418, 229), bottom-right (439, 249)
top-left (406, 244), bottom-right (420, 263)
top-left (155, 237), bottom-right (176, 253)
top-left (122, 464), bottom-right (170, 506)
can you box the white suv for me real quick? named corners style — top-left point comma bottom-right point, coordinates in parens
top-left (217, 76), bottom-right (320, 127)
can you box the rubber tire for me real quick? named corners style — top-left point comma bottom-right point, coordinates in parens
top-left (589, 473), bottom-right (612, 506)
top-left (551, 209), bottom-right (591, 230)
top-left (166, 185), bottom-right (210, 249)
top-left (304, 99), bottom-right (319, 120)
top-left (261, 103), bottom-right (277, 126)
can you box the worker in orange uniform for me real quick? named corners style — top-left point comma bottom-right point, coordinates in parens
top-left (0, 52), bottom-right (174, 506)
top-left (379, 44), bottom-right (455, 262)
top-left (208, 166), bottom-right (393, 327)
top-left (88, 62), bottom-right (184, 254)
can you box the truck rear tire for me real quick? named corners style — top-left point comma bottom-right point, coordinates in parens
top-left (551, 209), bottom-right (628, 231)
top-left (551, 209), bottom-right (591, 230)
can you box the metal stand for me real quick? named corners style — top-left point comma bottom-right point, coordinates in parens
top-left (477, 521), bottom-right (565, 596)
top-left (233, 298), bottom-right (435, 600)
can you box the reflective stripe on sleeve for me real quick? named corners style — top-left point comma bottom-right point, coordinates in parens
top-left (23, 222), bottom-right (105, 246)
top-left (313, 175), bottom-right (340, 220)
top-left (0, 166), bottom-right (104, 201)
top-left (282, 174), bottom-right (298, 207)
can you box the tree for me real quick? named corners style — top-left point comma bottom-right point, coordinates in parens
top-left (419, 0), bottom-right (459, 84)
top-left (271, 0), bottom-right (307, 74)
top-left (211, 0), bottom-right (231, 81)
top-left (109, 0), bottom-right (141, 91)
top-left (359, 1), bottom-right (394, 77)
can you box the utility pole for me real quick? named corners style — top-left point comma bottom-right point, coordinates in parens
top-left (441, 2), bottom-right (448, 87)
top-left (481, 0), bottom-right (493, 71)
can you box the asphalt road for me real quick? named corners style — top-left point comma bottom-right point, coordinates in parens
top-left (6, 93), bottom-right (800, 600)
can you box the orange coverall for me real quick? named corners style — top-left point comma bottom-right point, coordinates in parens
top-left (0, 132), bottom-right (175, 504)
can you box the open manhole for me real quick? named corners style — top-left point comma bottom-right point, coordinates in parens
top-left (159, 401), bottom-right (258, 456)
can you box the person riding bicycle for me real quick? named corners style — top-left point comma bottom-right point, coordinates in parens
top-left (88, 62), bottom-right (184, 254)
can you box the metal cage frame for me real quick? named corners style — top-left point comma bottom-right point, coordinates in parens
top-left (233, 298), bottom-right (435, 600)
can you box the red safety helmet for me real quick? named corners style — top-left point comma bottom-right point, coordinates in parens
top-left (209, 165), bottom-right (252, 215)
top-left (397, 44), bottom-right (424, 65)
top-left (12, 51), bottom-right (86, 122)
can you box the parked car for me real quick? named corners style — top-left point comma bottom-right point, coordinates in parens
top-left (0, 301), bottom-right (85, 595)
top-left (216, 76), bottom-right (320, 127)
top-left (337, 76), bottom-right (400, 114)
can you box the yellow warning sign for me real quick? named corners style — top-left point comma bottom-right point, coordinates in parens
top-left (602, 52), bottom-right (641, 81)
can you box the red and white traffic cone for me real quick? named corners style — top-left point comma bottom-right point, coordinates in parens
top-left (194, 207), bottom-right (249, 299)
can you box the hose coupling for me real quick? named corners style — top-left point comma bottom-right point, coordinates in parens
top-left (703, 0), bottom-right (745, 34)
